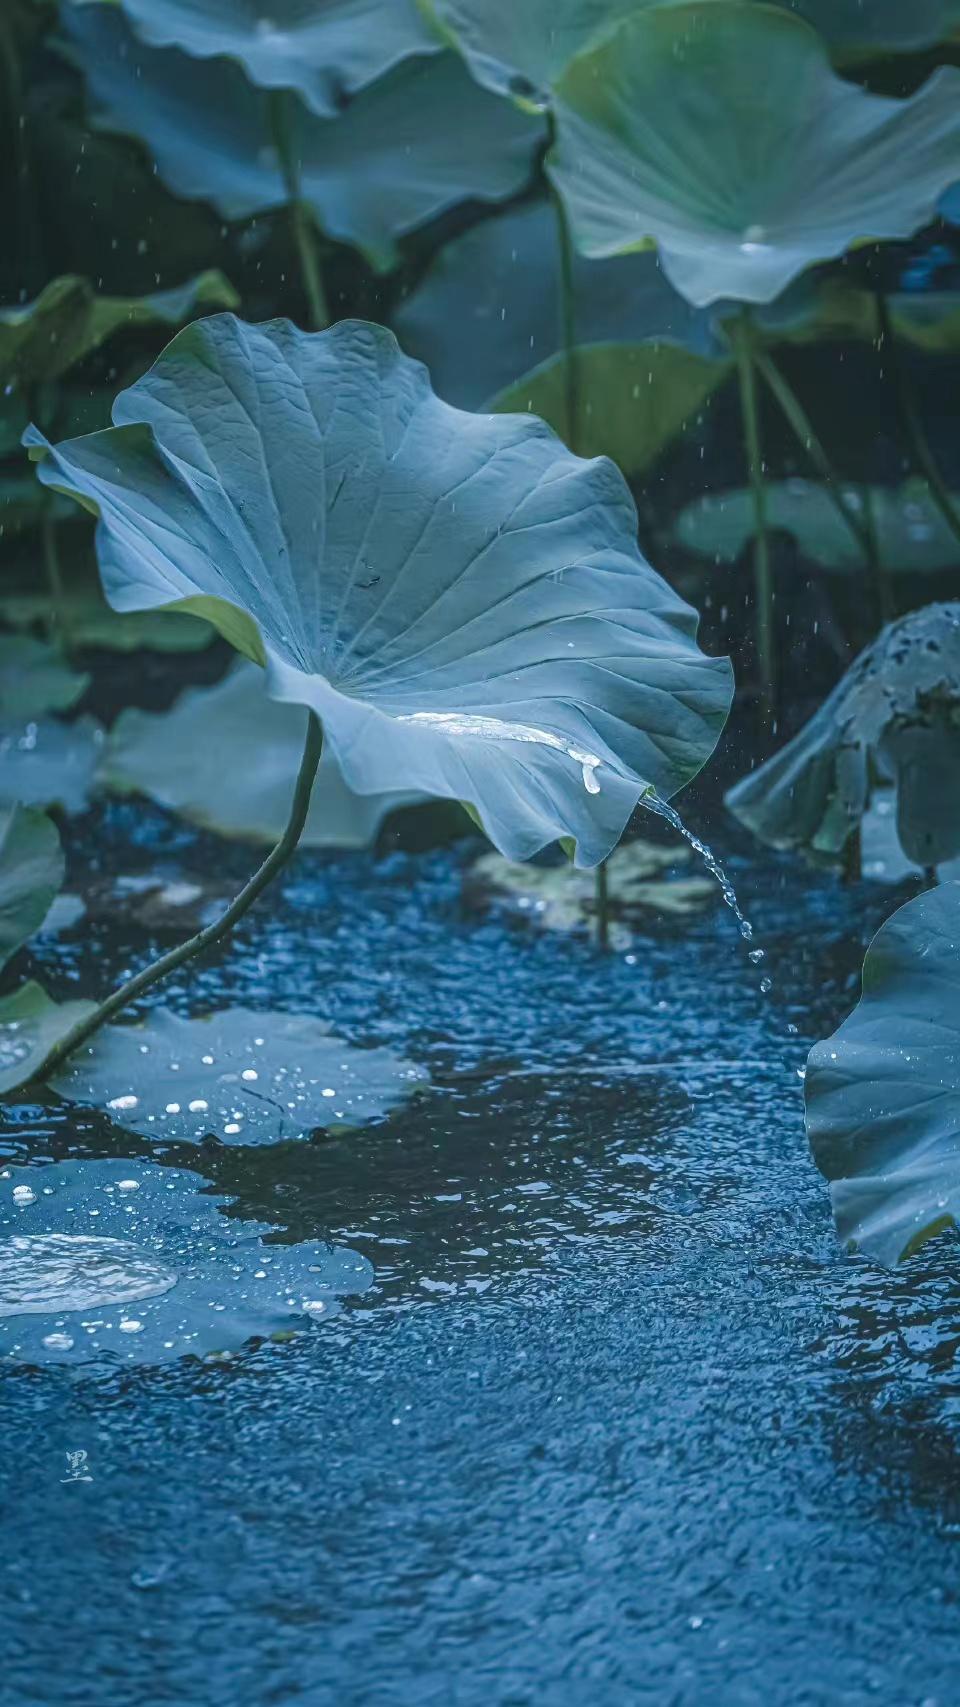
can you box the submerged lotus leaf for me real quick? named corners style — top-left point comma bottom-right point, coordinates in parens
top-left (726, 603), bottom-right (960, 868)
top-left (394, 201), bottom-right (718, 412)
top-left (0, 635), bottom-right (88, 720)
top-left (676, 481), bottom-right (960, 575)
top-left (547, 2), bottom-right (960, 308)
top-left (0, 807), bottom-right (64, 971)
top-left (0, 1157), bottom-right (372, 1363)
top-left (102, 660), bottom-right (424, 848)
top-left (0, 271), bottom-right (238, 386)
top-left (61, 7), bottom-right (541, 270)
top-left (29, 314), bottom-right (731, 867)
top-left (73, 0), bottom-right (439, 116)
top-left (0, 715), bottom-right (105, 816)
top-left (492, 341), bottom-right (730, 475)
top-left (806, 882), bottom-right (960, 1266)
top-left (50, 1006), bottom-right (426, 1143)
top-left (0, 983), bottom-right (97, 1096)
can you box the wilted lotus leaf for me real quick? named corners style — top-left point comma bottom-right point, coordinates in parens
top-left (103, 660), bottom-right (424, 848)
top-left (548, 2), bottom-right (960, 307)
top-left (492, 341), bottom-right (730, 474)
top-left (676, 481), bottom-right (960, 575)
top-left (0, 1156), bottom-right (372, 1363)
top-left (806, 882), bottom-right (960, 1266)
top-left (0, 271), bottom-right (238, 388)
top-left (0, 635), bottom-right (88, 720)
top-left (29, 314), bottom-right (731, 866)
top-left (62, 7), bottom-right (540, 270)
top-left (0, 983), bottom-right (97, 1096)
top-left (71, 0), bottom-right (439, 116)
top-left (394, 200), bottom-right (718, 412)
top-left (0, 715), bottom-right (105, 816)
top-left (468, 839), bottom-right (716, 948)
top-left (0, 807), bottom-right (64, 972)
top-left (50, 1006), bottom-right (426, 1144)
top-left (726, 603), bottom-right (960, 868)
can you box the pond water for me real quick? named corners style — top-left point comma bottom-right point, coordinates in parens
top-left (1, 798), bottom-right (958, 1706)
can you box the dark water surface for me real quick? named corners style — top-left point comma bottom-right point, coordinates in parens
top-left (2, 808), bottom-right (958, 1706)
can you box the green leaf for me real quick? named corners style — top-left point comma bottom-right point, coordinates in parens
top-left (0, 806), bottom-right (64, 971)
top-left (805, 881), bottom-right (960, 1266)
top-left (0, 982), bottom-right (97, 1096)
top-left (0, 270), bottom-right (239, 386)
top-left (0, 584), bottom-right (215, 654)
top-left (61, 6), bottom-right (541, 271)
top-left (676, 480), bottom-right (960, 575)
top-left (49, 1006), bottom-right (427, 1143)
top-left (547, 1), bottom-right (960, 307)
top-left (102, 659), bottom-right (424, 847)
top-left (0, 1157), bottom-right (372, 1363)
top-left (29, 314), bottom-right (731, 868)
top-left (492, 340), bottom-right (730, 474)
top-left (726, 602), bottom-right (960, 868)
top-left (0, 635), bottom-right (88, 719)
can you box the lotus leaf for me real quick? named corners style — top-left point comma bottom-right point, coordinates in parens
top-left (492, 341), bottom-right (730, 475)
top-left (0, 806), bottom-right (64, 971)
top-left (0, 715), bottom-right (105, 816)
top-left (0, 635), bottom-right (88, 719)
top-left (0, 1157), bottom-right (372, 1363)
top-left (0, 983), bottom-right (97, 1096)
top-left (103, 660), bottom-right (424, 847)
top-left (50, 1006), bottom-right (426, 1144)
top-left (806, 882), bottom-right (960, 1266)
top-left (547, 2), bottom-right (960, 307)
top-left (0, 585), bottom-right (215, 653)
top-left (676, 481), bottom-right (960, 575)
top-left (29, 314), bottom-right (732, 866)
top-left (61, 7), bottom-right (541, 270)
top-left (726, 603), bottom-right (960, 868)
top-left (71, 0), bottom-right (440, 116)
top-left (0, 271), bottom-right (238, 386)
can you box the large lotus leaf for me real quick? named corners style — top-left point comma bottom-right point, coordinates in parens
top-left (676, 481), bottom-right (960, 575)
top-left (61, 7), bottom-right (541, 271)
top-left (547, 2), bottom-right (960, 308)
top-left (0, 807), bottom-right (64, 972)
top-left (102, 659), bottom-right (424, 847)
top-left (0, 715), bottom-right (105, 816)
top-left (782, 0), bottom-right (960, 54)
top-left (0, 1157), bottom-right (372, 1364)
top-left (71, 0), bottom-right (440, 116)
top-left (0, 271), bottom-right (238, 388)
top-left (0, 635), bottom-right (88, 719)
top-left (395, 200), bottom-right (719, 411)
top-left (0, 983), bottom-right (97, 1096)
top-left (492, 341), bottom-right (730, 475)
top-left (49, 1006), bottom-right (426, 1143)
top-left (28, 314), bottom-right (732, 867)
top-left (805, 882), bottom-right (960, 1266)
top-left (726, 603), bottom-right (960, 868)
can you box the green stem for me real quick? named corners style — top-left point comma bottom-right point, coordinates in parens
top-left (0, 7), bottom-right (43, 293)
top-left (730, 310), bottom-right (775, 723)
top-left (875, 289), bottom-right (960, 555)
top-left (594, 859), bottom-right (610, 952)
top-left (40, 500), bottom-right (72, 651)
top-left (551, 184), bottom-right (580, 453)
top-left (268, 91), bottom-right (329, 331)
top-left (38, 712), bottom-right (324, 1078)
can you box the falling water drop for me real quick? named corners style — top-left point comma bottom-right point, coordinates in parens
top-left (642, 790), bottom-right (754, 941)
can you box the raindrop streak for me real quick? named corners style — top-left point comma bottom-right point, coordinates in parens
top-left (643, 790), bottom-right (754, 942)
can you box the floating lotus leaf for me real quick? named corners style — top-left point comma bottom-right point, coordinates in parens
top-left (0, 635), bottom-right (88, 719)
top-left (0, 807), bottom-right (64, 971)
top-left (0, 715), bottom-right (105, 816)
top-left (102, 660), bottom-right (424, 847)
top-left (676, 481), bottom-right (960, 575)
top-left (29, 314), bottom-right (731, 866)
top-left (394, 200), bottom-right (719, 412)
top-left (726, 603), bottom-right (960, 868)
top-left (0, 983), bottom-right (97, 1096)
top-left (61, 7), bottom-right (541, 270)
top-left (0, 270), bottom-right (238, 387)
top-left (492, 341), bottom-right (730, 475)
top-left (0, 1156), bottom-right (372, 1363)
top-left (50, 1006), bottom-right (426, 1144)
top-left (806, 882), bottom-right (960, 1266)
top-left (72, 0), bottom-right (440, 116)
top-left (547, 2), bottom-right (960, 307)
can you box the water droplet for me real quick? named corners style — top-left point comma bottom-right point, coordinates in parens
top-left (108, 1094), bottom-right (138, 1111)
top-left (42, 1332), bottom-right (74, 1351)
top-left (643, 791), bottom-right (754, 942)
top-left (116, 1179), bottom-right (140, 1194)
top-left (12, 1186), bottom-right (35, 1207)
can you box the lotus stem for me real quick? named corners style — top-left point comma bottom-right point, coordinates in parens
top-left (35, 711), bottom-right (324, 1080)
top-left (730, 310), bottom-right (775, 724)
top-left (874, 289), bottom-right (960, 556)
top-left (40, 501), bottom-right (72, 652)
top-left (268, 91), bottom-right (329, 332)
top-left (594, 856), bottom-right (610, 951)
